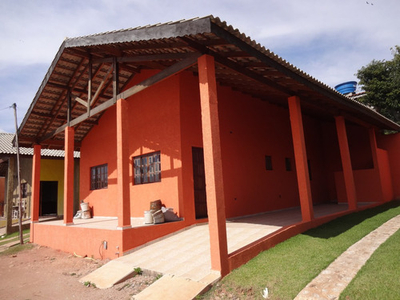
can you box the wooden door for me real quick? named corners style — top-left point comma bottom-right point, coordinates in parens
top-left (192, 147), bottom-right (208, 219)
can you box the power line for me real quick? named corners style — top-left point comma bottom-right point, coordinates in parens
top-left (0, 105), bottom-right (13, 111)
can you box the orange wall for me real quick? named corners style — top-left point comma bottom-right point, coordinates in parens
top-left (32, 223), bottom-right (123, 260)
top-left (180, 72), bottom-right (333, 218)
top-left (80, 104), bottom-right (118, 216)
top-left (335, 169), bottom-right (383, 203)
top-left (377, 132), bottom-right (400, 199)
top-left (32, 220), bottom-right (187, 260)
top-left (80, 67), bottom-right (389, 222)
top-left (217, 84), bottom-right (299, 216)
top-left (80, 70), bottom-right (184, 218)
top-left (80, 68), bottom-right (346, 221)
top-left (127, 71), bottom-right (183, 217)
top-left (179, 72), bottom-right (203, 222)
top-left (377, 148), bottom-right (393, 201)
top-left (321, 121), bottom-right (381, 203)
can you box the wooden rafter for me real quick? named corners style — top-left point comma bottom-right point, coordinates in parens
top-left (180, 36), bottom-right (292, 96)
top-left (40, 53), bottom-right (201, 143)
top-left (91, 64), bottom-right (113, 106)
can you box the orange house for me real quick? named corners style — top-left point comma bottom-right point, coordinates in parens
top-left (18, 16), bottom-right (400, 276)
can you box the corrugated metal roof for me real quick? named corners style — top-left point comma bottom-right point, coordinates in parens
top-left (0, 133), bottom-right (80, 158)
top-left (17, 15), bottom-right (399, 150)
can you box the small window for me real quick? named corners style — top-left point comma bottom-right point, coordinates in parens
top-left (285, 158), bottom-right (292, 171)
top-left (90, 164), bottom-right (108, 190)
top-left (133, 151), bottom-right (161, 185)
top-left (265, 155), bottom-right (273, 170)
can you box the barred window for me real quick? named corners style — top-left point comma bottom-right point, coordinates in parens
top-left (133, 151), bottom-right (161, 185)
top-left (90, 164), bottom-right (108, 190)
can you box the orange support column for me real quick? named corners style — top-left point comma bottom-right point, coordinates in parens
top-left (116, 98), bottom-right (131, 229)
top-left (335, 116), bottom-right (357, 210)
top-left (288, 96), bottom-right (314, 222)
top-left (30, 144), bottom-right (41, 242)
top-left (369, 127), bottom-right (385, 201)
top-left (64, 126), bottom-right (75, 224)
top-left (369, 128), bottom-right (380, 170)
top-left (198, 54), bottom-right (229, 276)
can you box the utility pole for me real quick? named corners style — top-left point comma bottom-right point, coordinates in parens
top-left (12, 103), bottom-right (23, 245)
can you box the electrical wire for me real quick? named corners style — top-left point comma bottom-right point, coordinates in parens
top-left (0, 105), bottom-right (13, 111)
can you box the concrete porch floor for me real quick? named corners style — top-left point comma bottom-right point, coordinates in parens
top-left (79, 203), bottom-right (365, 293)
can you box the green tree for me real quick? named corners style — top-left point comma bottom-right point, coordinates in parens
top-left (357, 46), bottom-right (400, 123)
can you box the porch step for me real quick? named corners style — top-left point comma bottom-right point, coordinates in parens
top-left (79, 260), bottom-right (138, 289)
top-left (133, 272), bottom-right (220, 300)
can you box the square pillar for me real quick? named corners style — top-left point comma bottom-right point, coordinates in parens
top-left (64, 126), bottom-right (75, 224)
top-left (31, 145), bottom-right (41, 222)
top-left (369, 127), bottom-right (386, 201)
top-left (30, 144), bottom-right (41, 242)
top-left (116, 98), bottom-right (131, 228)
top-left (369, 128), bottom-right (380, 170)
top-left (335, 116), bottom-right (357, 210)
top-left (198, 54), bottom-right (229, 276)
top-left (288, 96), bottom-right (314, 222)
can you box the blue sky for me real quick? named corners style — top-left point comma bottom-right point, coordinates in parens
top-left (1, 0), bottom-right (399, 133)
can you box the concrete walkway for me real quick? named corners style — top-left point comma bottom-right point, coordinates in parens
top-left (79, 204), bottom-right (351, 299)
top-left (295, 214), bottom-right (400, 299)
top-left (80, 213), bottom-right (294, 297)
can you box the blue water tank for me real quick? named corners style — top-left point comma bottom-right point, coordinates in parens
top-left (334, 81), bottom-right (357, 94)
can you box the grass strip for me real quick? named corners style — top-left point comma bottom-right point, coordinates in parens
top-left (339, 227), bottom-right (400, 299)
top-left (0, 229), bottom-right (30, 246)
top-left (0, 243), bottom-right (35, 256)
top-left (201, 200), bottom-right (400, 300)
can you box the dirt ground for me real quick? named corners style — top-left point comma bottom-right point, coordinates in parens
top-left (0, 244), bottom-right (157, 300)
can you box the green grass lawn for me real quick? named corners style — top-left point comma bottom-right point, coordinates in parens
top-left (339, 227), bottom-right (400, 300)
top-left (0, 229), bottom-right (30, 246)
top-left (201, 200), bottom-right (400, 300)
top-left (0, 243), bottom-right (34, 256)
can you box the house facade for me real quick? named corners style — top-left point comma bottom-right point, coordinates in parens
top-left (17, 16), bottom-right (400, 276)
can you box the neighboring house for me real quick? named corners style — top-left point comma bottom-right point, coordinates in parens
top-left (0, 133), bottom-right (80, 233)
top-left (16, 16), bottom-right (400, 276)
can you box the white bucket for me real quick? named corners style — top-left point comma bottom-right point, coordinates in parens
top-left (80, 202), bottom-right (89, 212)
top-left (144, 210), bottom-right (154, 224)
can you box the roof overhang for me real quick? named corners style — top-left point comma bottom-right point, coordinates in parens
top-left (18, 16), bottom-right (400, 150)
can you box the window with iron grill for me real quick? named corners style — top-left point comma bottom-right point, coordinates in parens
top-left (90, 164), bottom-right (108, 190)
top-left (133, 151), bottom-right (161, 185)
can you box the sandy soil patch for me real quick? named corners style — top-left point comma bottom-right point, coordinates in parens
top-left (0, 244), bottom-right (157, 300)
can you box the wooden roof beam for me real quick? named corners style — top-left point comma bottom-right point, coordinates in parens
top-left (180, 36), bottom-right (292, 96)
top-left (39, 53), bottom-right (201, 143)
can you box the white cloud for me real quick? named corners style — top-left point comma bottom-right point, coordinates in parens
top-left (1, 0), bottom-right (400, 131)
